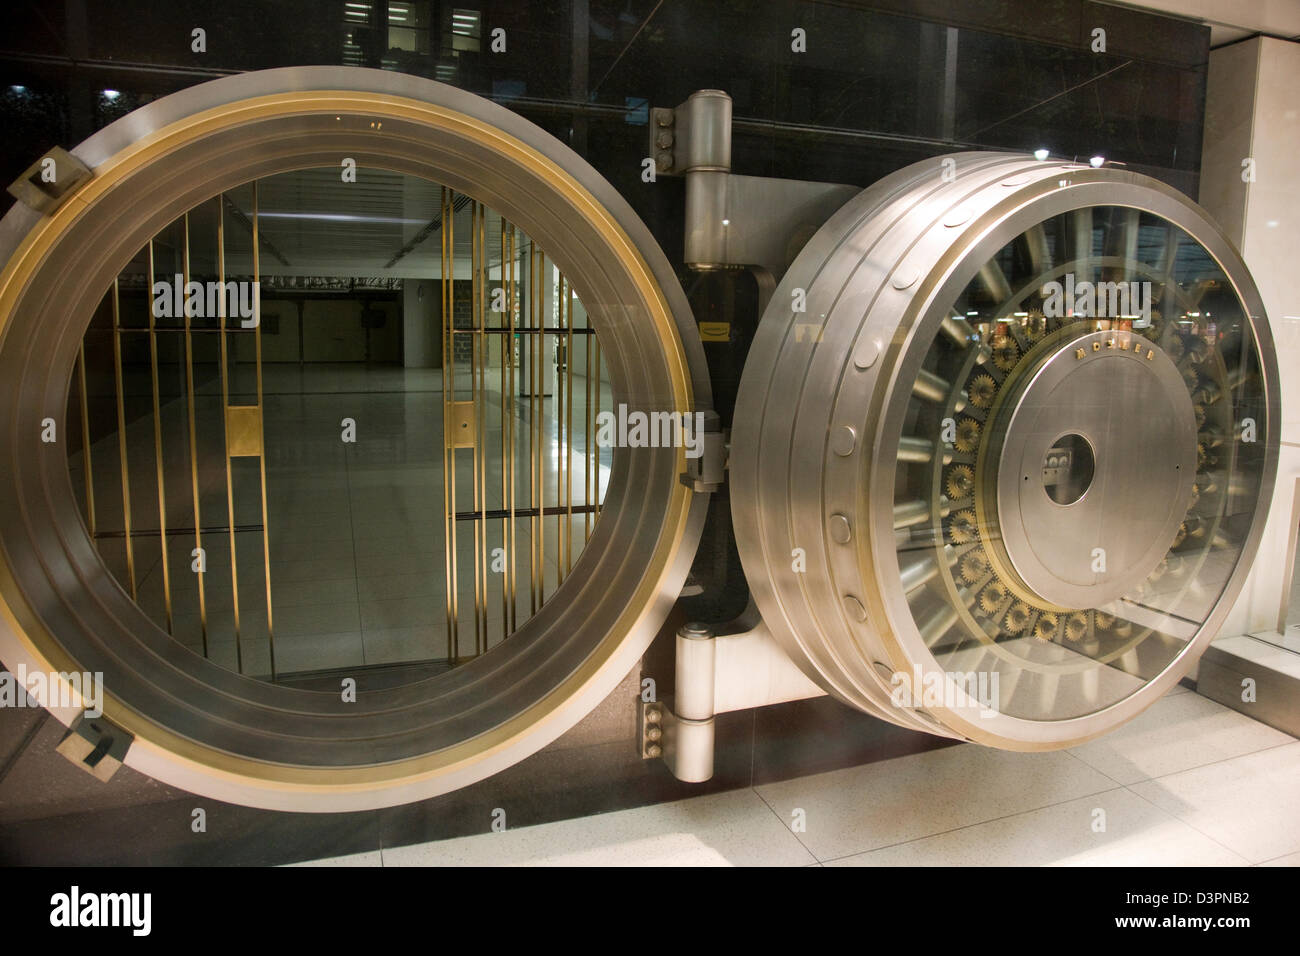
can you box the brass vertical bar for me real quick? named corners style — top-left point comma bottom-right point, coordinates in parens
top-left (499, 217), bottom-right (508, 643)
top-left (565, 281), bottom-right (574, 572)
top-left (182, 213), bottom-right (209, 657)
top-left (470, 200), bottom-right (483, 657)
top-left (592, 335), bottom-right (601, 520)
top-left (217, 194), bottom-right (243, 667)
top-left (147, 241), bottom-right (173, 633)
top-left (529, 243), bottom-right (541, 614)
top-left (110, 278), bottom-right (137, 600)
top-left (585, 305), bottom-right (594, 542)
top-left (477, 202), bottom-right (489, 654)
top-left (252, 180), bottom-right (276, 679)
top-left (506, 223), bottom-right (517, 633)
top-left (76, 343), bottom-right (96, 537)
top-left (440, 187), bottom-right (458, 662)
top-left (553, 275), bottom-right (563, 585)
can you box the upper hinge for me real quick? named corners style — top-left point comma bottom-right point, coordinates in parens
top-left (7, 146), bottom-right (92, 215)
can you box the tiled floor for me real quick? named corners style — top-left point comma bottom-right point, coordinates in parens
top-left (292, 685), bottom-right (1300, 866)
top-left (70, 362), bottom-right (611, 679)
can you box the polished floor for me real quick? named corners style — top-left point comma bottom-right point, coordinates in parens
top-left (69, 361), bottom-right (610, 678)
top-left (293, 683), bottom-right (1299, 866)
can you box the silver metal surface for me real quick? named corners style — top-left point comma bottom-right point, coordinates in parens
top-left (985, 330), bottom-right (1198, 609)
top-left (661, 90), bottom-right (857, 278)
top-left (731, 151), bottom-right (1280, 751)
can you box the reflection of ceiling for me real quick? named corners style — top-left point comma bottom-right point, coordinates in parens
top-left (226, 167), bottom-right (520, 279)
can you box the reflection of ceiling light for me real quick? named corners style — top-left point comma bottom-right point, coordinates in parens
top-left (1089, 155), bottom-right (1105, 167)
top-left (452, 9), bottom-right (480, 35)
top-left (10, 85), bottom-right (26, 95)
top-left (1033, 148), bottom-right (1049, 161)
top-left (102, 89), bottom-right (120, 101)
top-left (258, 212), bottom-right (428, 225)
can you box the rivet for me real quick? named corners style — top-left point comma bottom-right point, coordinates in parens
top-left (853, 337), bottom-right (882, 369)
top-left (829, 513), bottom-right (852, 543)
top-left (843, 595), bottom-right (867, 621)
top-left (891, 266), bottom-right (918, 290)
top-left (1000, 173), bottom-right (1030, 186)
top-left (943, 206), bottom-right (972, 227)
top-left (831, 425), bottom-right (857, 456)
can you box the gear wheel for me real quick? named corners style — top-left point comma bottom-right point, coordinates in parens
top-left (1033, 612), bottom-right (1060, 642)
top-left (945, 464), bottom-right (975, 500)
top-left (954, 417), bottom-right (981, 453)
top-left (1065, 612), bottom-right (1089, 642)
top-left (1093, 611), bottom-right (1116, 631)
top-left (991, 334), bottom-right (1020, 372)
top-left (948, 509), bottom-right (977, 545)
top-left (979, 581), bottom-right (1008, 614)
top-left (1023, 308), bottom-right (1046, 342)
top-left (967, 373), bottom-right (996, 409)
top-left (1004, 602), bottom-right (1032, 633)
top-left (959, 548), bottom-right (990, 584)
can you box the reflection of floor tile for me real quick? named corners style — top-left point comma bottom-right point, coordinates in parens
top-left (827, 789), bottom-right (1246, 866)
top-left (1068, 692), bottom-right (1295, 785)
top-left (275, 601), bottom-right (361, 638)
top-left (78, 365), bottom-right (613, 678)
top-left (273, 631), bottom-right (367, 674)
top-left (381, 789), bottom-right (816, 867)
top-left (1130, 742), bottom-right (1300, 864)
top-left (359, 596), bottom-right (441, 631)
top-left (755, 745), bottom-right (1114, 861)
top-left (362, 626), bottom-right (441, 663)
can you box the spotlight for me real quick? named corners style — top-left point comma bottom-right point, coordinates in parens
top-left (1033, 148), bottom-right (1049, 161)
top-left (102, 89), bottom-right (121, 102)
top-left (1090, 155), bottom-right (1105, 167)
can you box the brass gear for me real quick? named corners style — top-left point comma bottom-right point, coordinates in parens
top-left (1023, 308), bottom-right (1046, 342)
top-left (945, 464), bottom-right (975, 500)
top-left (1094, 611), bottom-right (1116, 631)
top-left (979, 580), bottom-right (1008, 614)
top-left (959, 548), bottom-right (990, 584)
top-left (991, 334), bottom-right (1020, 372)
top-left (1033, 612), bottom-right (1060, 643)
top-left (1065, 612), bottom-right (1089, 642)
top-left (954, 417), bottom-right (982, 453)
top-left (968, 373), bottom-right (996, 409)
top-left (948, 509), bottom-right (978, 545)
top-left (1004, 602), bottom-right (1032, 633)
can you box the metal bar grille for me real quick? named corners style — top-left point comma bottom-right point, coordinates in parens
top-left (69, 179), bottom-right (605, 679)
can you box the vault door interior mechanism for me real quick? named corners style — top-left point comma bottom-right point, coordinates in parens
top-left (730, 150), bottom-right (1278, 751)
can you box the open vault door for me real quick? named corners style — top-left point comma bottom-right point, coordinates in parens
top-left (0, 68), bottom-right (712, 811)
top-left (0, 72), bottom-right (1281, 812)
